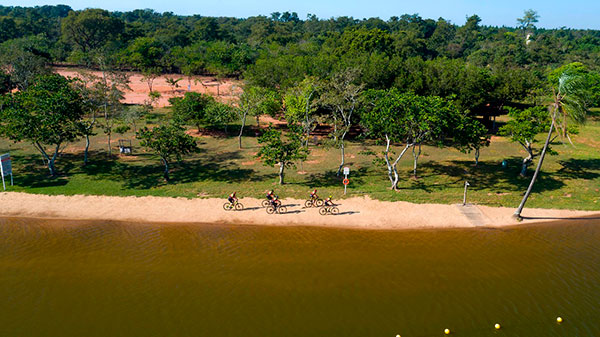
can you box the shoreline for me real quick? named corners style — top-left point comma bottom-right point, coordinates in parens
top-left (1, 192), bottom-right (598, 230)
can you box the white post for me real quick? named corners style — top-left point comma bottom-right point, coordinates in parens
top-left (343, 167), bottom-right (350, 195)
top-left (463, 181), bottom-right (470, 206)
top-left (1, 174), bottom-right (5, 191)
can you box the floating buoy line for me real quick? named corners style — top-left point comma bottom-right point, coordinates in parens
top-left (394, 315), bottom-right (566, 337)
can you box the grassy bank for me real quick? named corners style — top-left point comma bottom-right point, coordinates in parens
top-left (1, 108), bottom-right (599, 211)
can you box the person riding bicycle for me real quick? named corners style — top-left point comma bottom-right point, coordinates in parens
top-left (266, 190), bottom-right (275, 201)
top-left (270, 195), bottom-right (280, 207)
top-left (227, 192), bottom-right (238, 205)
top-left (309, 189), bottom-right (319, 200)
top-left (324, 195), bottom-right (334, 207)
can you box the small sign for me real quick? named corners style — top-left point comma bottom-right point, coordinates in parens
top-left (343, 167), bottom-right (350, 176)
top-left (1, 153), bottom-right (13, 190)
top-left (0, 153), bottom-right (11, 176)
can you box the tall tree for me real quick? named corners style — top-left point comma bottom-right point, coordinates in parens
top-left (514, 71), bottom-right (587, 219)
top-left (361, 89), bottom-right (461, 188)
top-left (170, 92), bottom-right (216, 132)
top-left (284, 77), bottom-right (320, 148)
top-left (137, 123), bottom-right (199, 182)
top-left (256, 126), bottom-right (308, 185)
top-left (517, 9), bottom-right (539, 30)
top-left (498, 106), bottom-right (550, 176)
top-left (319, 68), bottom-right (363, 175)
top-left (235, 85), bottom-right (280, 149)
top-left (0, 74), bottom-right (84, 176)
top-left (61, 9), bottom-right (124, 54)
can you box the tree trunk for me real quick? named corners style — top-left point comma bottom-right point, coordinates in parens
top-left (336, 132), bottom-right (347, 176)
top-left (238, 111), bottom-right (247, 149)
top-left (162, 158), bottom-right (170, 182)
top-left (519, 142), bottom-right (534, 177)
top-left (390, 144), bottom-right (412, 189)
top-left (514, 119), bottom-right (555, 219)
top-left (84, 134), bottom-right (90, 166)
top-left (475, 148), bottom-right (480, 166)
top-left (278, 162), bottom-right (285, 185)
top-left (412, 143), bottom-right (422, 178)
top-left (383, 135), bottom-right (394, 186)
top-left (107, 131), bottom-right (112, 156)
top-left (48, 144), bottom-right (60, 177)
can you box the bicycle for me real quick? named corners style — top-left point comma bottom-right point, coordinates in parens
top-left (304, 197), bottom-right (324, 208)
top-left (266, 203), bottom-right (287, 214)
top-left (262, 197), bottom-right (281, 208)
top-left (319, 205), bottom-right (339, 215)
top-left (223, 200), bottom-right (244, 211)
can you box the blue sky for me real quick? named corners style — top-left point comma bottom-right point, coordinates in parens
top-left (3, 0), bottom-right (600, 29)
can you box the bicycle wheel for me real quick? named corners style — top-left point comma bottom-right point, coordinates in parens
top-left (262, 200), bottom-right (270, 208)
top-left (304, 200), bottom-right (313, 208)
top-left (319, 207), bottom-right (327, 216)
top-left (266, 206), bottom-right (275, 214)
top-left (223, 203), bottom-right (232, 211)
top-left (277, 206), bottom-right (287, 214)
top-left (235, 203), bottom-right (244, 211)
top-left (330, 207), bottom-right (339, 215)
top-left (315, 199), bottom-right (324, 207)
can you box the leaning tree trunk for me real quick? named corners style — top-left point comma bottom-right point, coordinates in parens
top-left (161, 158), bottom-right (170, 182)
top-left (278, 162), bottom-right (285, 185)
top-left (390, 143), bottom-right (412, 190)
top-left (514, 119), bottom-right (555, 219)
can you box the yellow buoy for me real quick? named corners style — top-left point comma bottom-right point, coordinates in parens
top-left (495, 323), bottom-right (501, 330)
top-left (557, 316), bottom-right (563, 323)
top-left (444, 328), bottom-right (450, 335)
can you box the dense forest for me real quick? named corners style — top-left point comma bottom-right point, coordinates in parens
top-left (1, 4), bottom-right (600, 117)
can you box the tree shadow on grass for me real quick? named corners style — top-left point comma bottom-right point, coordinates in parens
top-left (11, 150), bottom-right (274, 191)
top-left (297, 167), bottom-right (369, 188)
top-left (408, 158), bottom-right (566, 194)
top-left (555, 158), bottom-right (600, 180)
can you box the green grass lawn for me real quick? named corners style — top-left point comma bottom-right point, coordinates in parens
top-left (1, 107), bottom-right (599, 210)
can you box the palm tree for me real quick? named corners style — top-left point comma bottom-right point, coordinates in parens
top-left (514, 72), bottom-right (587, 219)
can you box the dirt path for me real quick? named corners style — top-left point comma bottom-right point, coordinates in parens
top-left (55, 67), bottom-right (241, 107)
top-left (1, 192), bottom-right (598, 230)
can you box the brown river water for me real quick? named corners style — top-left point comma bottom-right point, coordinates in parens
top-left (0, 217), bottom-right (599, 337)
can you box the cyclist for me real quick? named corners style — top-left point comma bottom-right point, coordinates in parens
top-left (266, 190), bottom-right (275, 201)
top-left (227, 192), bottom-right (238, 205)
top-left (309, 189), bottom-right (319, 200)
top-left (324, 195), bottom-right (334, 207)
top-left (270, 195), bottom-right (280, 207)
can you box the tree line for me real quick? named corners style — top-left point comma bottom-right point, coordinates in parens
top-left (1, 5), bottom-right (600, 115)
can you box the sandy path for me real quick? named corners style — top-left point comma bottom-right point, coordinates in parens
top-left (1, 192), bottom-right (598, 229)
top-left (55, 67), bottom-right (241, 107)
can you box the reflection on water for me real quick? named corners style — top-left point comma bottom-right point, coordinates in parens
top-left (0, 217), bottom-right (599, 337)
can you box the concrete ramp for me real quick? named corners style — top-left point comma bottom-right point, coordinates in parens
top-left (457, 204), bottom-right (490, 226)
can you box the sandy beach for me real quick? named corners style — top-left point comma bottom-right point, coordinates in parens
top-left (1, 192), bottom-right (598, 229)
